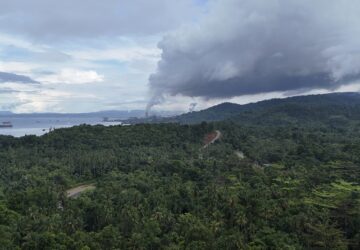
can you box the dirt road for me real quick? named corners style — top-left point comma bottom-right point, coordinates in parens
top-left (66, 184), bottom-right (96, 198)
top-left (204, 130), bottom-right (221, 148)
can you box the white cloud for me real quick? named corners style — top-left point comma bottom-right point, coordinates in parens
top-left (0, 82), bottom-right (40, 92)
top-left (37, 69), bottom-right (104, 84)
top-left (0, 33), bottom-right (43, 52)
top-left (0, 61), bottom-right (40, 74)
top-left (15, 91), bottom-right (61, 112)
top-left (0, 1), bottom-right (208, 112)
top-left (70, 47), bottom-right (161, 63)
top-left (10, 89), bottom-right (98, 113)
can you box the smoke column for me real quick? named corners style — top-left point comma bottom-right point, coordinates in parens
top-left (147, 0), bottom-right (360, 112)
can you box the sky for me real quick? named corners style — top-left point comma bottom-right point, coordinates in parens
top-left (1, 0), bottom-right (360, 113)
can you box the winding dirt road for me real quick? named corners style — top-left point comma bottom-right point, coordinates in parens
top-left (204, 130), bottom-right (222, 148)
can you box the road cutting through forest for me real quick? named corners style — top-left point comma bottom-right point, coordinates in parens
top-left (66, 184), bottom-right (96, 198)
top-left (203, 130), bottom-right (222, 148)
top-left (66, 131), bottom-right (222, 198)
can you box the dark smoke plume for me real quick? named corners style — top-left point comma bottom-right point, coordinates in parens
top-left (147, 0), bottom-right (360, 111)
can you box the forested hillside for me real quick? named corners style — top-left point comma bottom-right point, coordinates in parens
top-left (0, 94), bottom-right (360, 249)
top-left (130, 92), bottom-right (360, 124)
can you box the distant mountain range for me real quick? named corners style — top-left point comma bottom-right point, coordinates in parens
top-left (3, 92), bottom-right (360, 125)
top-left (0, 110), bottom-right (179, 119)
top-left (125, 92), bottom-right (360, 124)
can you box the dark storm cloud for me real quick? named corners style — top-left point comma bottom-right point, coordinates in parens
top-left (0, 72), bottom-right (39, 84)
top-left (0, 0), bottom-right (202, 40)
top-left (147, 0), bottom-right (360, 110)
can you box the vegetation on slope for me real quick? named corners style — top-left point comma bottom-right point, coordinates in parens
top-left (0, 93), bottom-right (360, 249)
top-left (146, 92), bottom-right (360, 124)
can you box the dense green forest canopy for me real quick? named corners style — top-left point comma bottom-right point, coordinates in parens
top-left (0, 93), bottom-right (360, 249)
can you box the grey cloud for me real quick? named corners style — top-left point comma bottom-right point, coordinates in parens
top-left (0, 0), bottom-right (202, 40)
top-left (0, 88), bottom-right (20, 94)
top-left (106, 100), bottom-right (148, 106)
top-left (147, 0), bottom-right (360, 110)
top-left (0, 72), bottom-right (39, 84)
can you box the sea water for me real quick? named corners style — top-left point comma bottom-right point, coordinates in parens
top-left (0, 116), bottom-right (123, 137)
